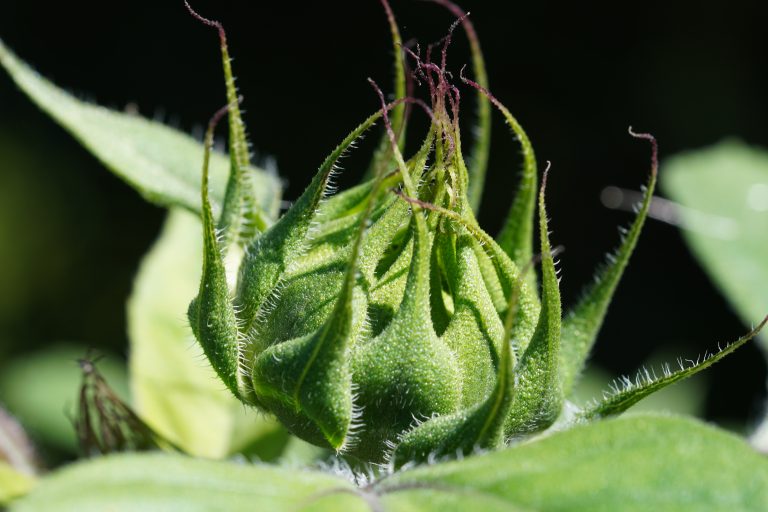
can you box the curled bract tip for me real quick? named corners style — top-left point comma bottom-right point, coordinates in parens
top-left (184, 1), bottom-right (226, 41)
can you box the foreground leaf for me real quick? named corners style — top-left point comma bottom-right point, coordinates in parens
top-left (10, 453), bottom-right (368, 512)
top-left (14, 415), bottom-right (768, 511)
top-left (0, 39), bottom-right (281, 218)
top-left (377, 414), bottom-right (768, 511)
top-left (128, 208), bottom-right (286, 459)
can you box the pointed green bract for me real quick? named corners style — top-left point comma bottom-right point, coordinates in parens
top-left (505, 171), bottom-right (563, 436)
top-left (440, 236), bottom-right (506, 406)
top-left (560, 131), bottom-right (658, 396)
top-left (128, 209), bottom-right (285, 459)
top-left (489, 98), bottom-right (538, 286)
top-left (351, 108), bottom-right (462, 459)
top-left (0, 38), bottom-right (281, 219)
top-left (251, 126), bottom-right (396, 450)
top-left (579, 316), bottom-right (768, 421)
top-left (235, 111), bottom-right (386, 340)
top-left (188, 112), bottom-right (241, 398)
top-left (392, 259), bottom-right (518, 467)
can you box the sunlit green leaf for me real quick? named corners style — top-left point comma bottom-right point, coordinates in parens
top-left (0, 39), bottom-right (281, 218)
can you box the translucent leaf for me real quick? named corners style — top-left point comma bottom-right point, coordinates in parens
top-left (128, 208), bottom-right (285, 459)
top-left (0, 39), bottom-right (281, 218)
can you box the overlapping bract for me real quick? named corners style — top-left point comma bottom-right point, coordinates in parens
top-left (188, 1), bottom-right (764, 465)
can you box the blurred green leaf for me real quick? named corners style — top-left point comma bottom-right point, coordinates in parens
top-left (128, 208), bottom-right (286, 459)
top-left (0, 344), bottom-right (127, 454)
top-left (0, 39), bottom-right (281, 219)
top-left (662, 140), bottom-right (768, 336)
top-left (0, 461), bottom-right (35, 506)
top-left (13, 415), bottom-right (768, 511)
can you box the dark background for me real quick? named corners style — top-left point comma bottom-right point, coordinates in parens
top-left (1, 1), bottom-right (766, 427)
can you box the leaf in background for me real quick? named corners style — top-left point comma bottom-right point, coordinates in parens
top-left (0, 344), bottom-right (128, 454)
top-left (10, 453), bottom-right (368, 512)
top-left (661, 140), bottom-right (768, 450)
top-left (0, 39), bottom-right (281, 219)
top-left (377, 414), bottom-right (768, 511)
top-left (128, 208), bottom-right (286, 459)
top-left (661, 140), bottom-right (768, 338)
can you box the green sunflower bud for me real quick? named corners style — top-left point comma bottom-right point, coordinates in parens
top-left (186, 1), bottom-right (765, 465)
